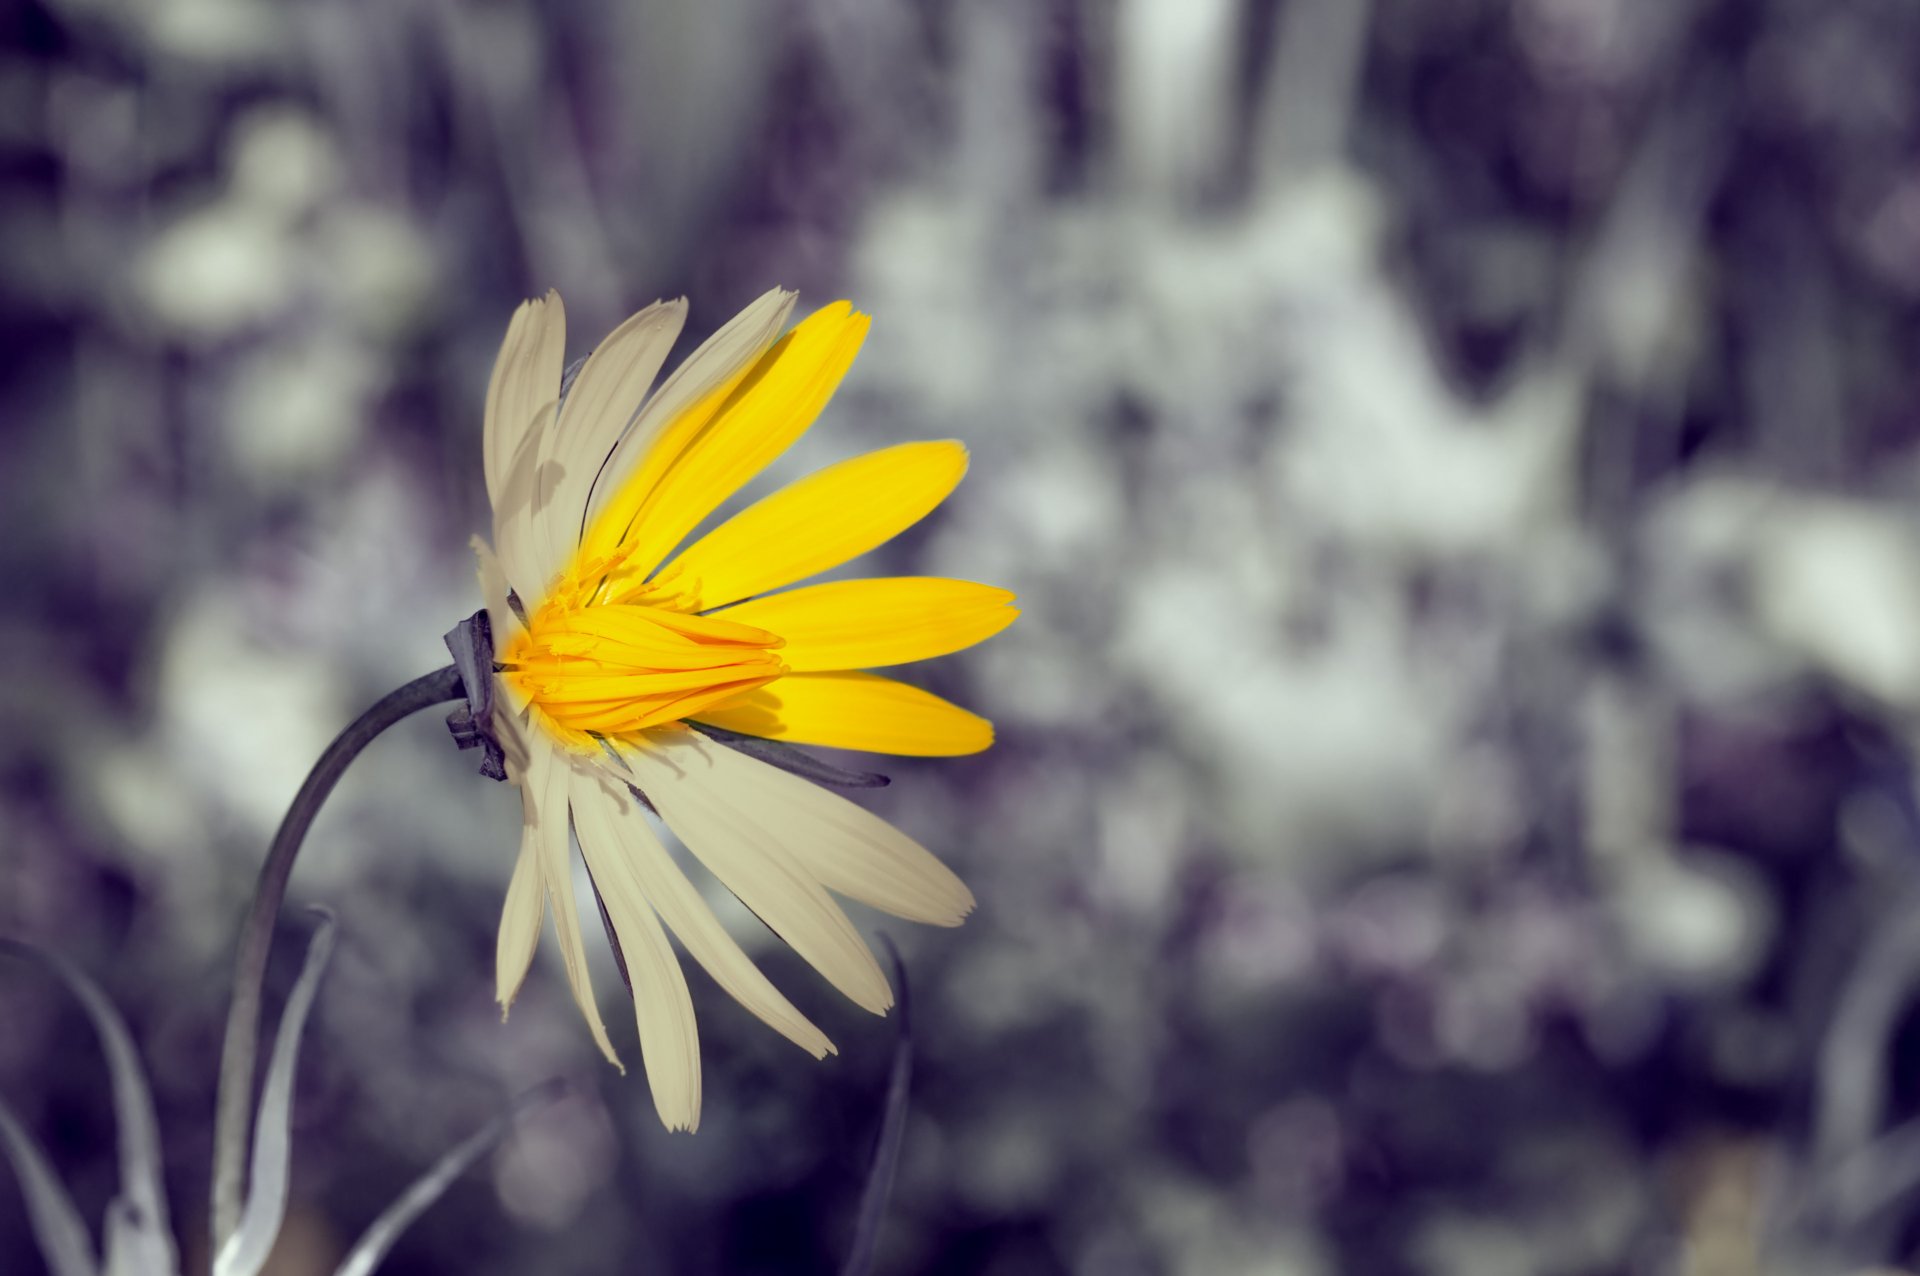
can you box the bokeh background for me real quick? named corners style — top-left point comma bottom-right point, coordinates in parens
top-left (6, 0), bottom-right (1920, 1272)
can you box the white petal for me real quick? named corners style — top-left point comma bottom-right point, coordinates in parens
top-left (492, 401), bottom-right (561, 604)
top-left (482, 291), bottom-right (566, 512)
top-left (569, 766), bottom-right (702, 1131)
top-left (660, 733), bottom-right (974, 926)
top-left (583, 288), bottom-right (797, 530)
top-left (577, 759), bottom-right (833, 1058)
top-left (487, 691), bottom-right (534, 783)
top-left (621, 728), bottom-right (893, 1015)
top-left (527, 739), bottom-right (622, 1067)
top-left (543, 300), bottom-right (689, 568)
top-left (495, 817), bottom-right (544, 1015)
top-left (470, 534), bottom-right (525, 642)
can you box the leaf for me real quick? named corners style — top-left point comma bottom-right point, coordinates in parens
top-left (332, 1081), bottom-right (567, 1276)
top-left (0, 938), bottom-right (175, 1276)
top-left (0, 1097), bottom-right (99, 1276)
top-left (841, 936), bottom-right (913, 1276)
top-left (214, 910), bottom-right (337, 1276)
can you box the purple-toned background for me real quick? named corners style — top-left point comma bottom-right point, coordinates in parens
top-left (7, 0), bottom-right (1920, 1272)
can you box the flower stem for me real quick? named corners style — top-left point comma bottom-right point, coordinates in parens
top-left (210, 665), bottom-right (465, 1253)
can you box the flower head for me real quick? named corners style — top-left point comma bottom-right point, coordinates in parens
top-left (475, 289), bottom-right (1015, 1129)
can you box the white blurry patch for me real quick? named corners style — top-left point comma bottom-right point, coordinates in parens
top-left (970, 633), bottom-right (1109, 729)
top-left (1839, 787), bottom-right (1912, 875)
top-left (158, 589), bottom-right (349, 836)
top-left (1114, 0), bottom-right (1238, 200)
top-left (492, 1091), bottom-right (617, 1229)
top-left (1130, 1171), bottom-right (1330, 1276)
top-left (1095, 757), bottom-right (1189, 915)
top-left (1330, 876), bottom-right (1448, 976)
top-left (1637, 476), bottom-right (1797, 701)
top-left (1415, 1216), bottom-right (1537, 1276)
top-left (56, 0), bottom-right (287, 66)
top-left (1611, 850), bottom-right (1771, 989)
top-left (1859, 172), bottom-right (1920, 295)
top-left (1436, 973), bottom-right (1537, 1072)
top-left (138, 202), bottom-right (297, 338)
top-left (223, 333), bottom-right (375, 484)
top-left (137, 108), bottom-right (341, 340)
top-left (318, 207), bottom-right (437, 337)
top-left (1426, 746), bottom-right (1528, 862)
top-left (151, 0), bottom-right (282, 63)
top-left (1201, 880), bottom-right (1318, 991)
top-left (1750, 498), bottom-right (1920, 705)
top-left (1247, 1096), bottom-right (1345, 1212)
top-left (853, 197), bottom-right (998, 417)
top-left (88, 740), bottom-right (234, 963)
top-left (1120, 571), bottom-right (1456, 865)
top-left (957, 443), bottom-right (1126, 574)
top-left (230, 107), bottom-right (340, 213)
top-left (948, 943), bottom-right (1068, 1036)
top-left (91, 741), bottom-right (205, 863)
top-left (951, 1107), bottom-right (1055, 1214)
top-left (1274, 360), bottom-right (1579, 560)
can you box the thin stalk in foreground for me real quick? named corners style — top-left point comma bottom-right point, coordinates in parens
top-left (209, 665), bottom-right (465, 1252)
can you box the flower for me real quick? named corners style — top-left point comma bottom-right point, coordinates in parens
top-left (473, 288), bottom-right (1016, 1129)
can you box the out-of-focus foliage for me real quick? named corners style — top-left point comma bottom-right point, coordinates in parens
top-left (5, 0), bottom-right (1920, 1272)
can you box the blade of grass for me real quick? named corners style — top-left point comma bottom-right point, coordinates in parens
top-left (215, 910), bottom-right (338, 1276)
top-left (842, 936), bottom-right (913, 1276)
top-left (0, 939), bottom-right (175, 1275)
top-left (0, 1098), bottom-right (99, 1276)
top-left (332, 1080), bottom-right (568, 1276)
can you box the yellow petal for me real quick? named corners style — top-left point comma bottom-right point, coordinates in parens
top-left (621, 728), bottom-right (894, 1015)
top-left (582, 302), bottom-right (871, 585)
top-left (692, 673), bottom-right (994, 756)
top-left (495, 819), bottom-right (544, 1015)
top-left (570, 767), bottom-right (701, 1131)
top-left (528, 742), bottom-right (622, 1068)
top-left (649, 441), bottom-right (970, 611)
top-left (581, 288), bottom-right (797, 536)
top-left (539, 300), bottom-right (688, 570)
top-left (717, 577), bottom-right (1017, 672)
top-left (483, 290), bottom-right (565, 511)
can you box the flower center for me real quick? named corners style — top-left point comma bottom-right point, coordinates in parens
top-left (500, 591), bottom-right (785, 747)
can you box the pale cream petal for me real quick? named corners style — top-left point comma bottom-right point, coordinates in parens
top-left (495, 818), bottom-right (544, 1015)
top-left (492, 401), bottom-right (560, 602)
top-left (667, 726), bottom-right (971, 925)
top-left (488, 692), bottom-right (533, 783)
top-left (621, 728), bottom-right (894, 1014)
top-left (483, 291), bottom-right (566, 511)
top-left (470, 534), bottom-right (526, 642)
top-left (527, 739), bottom-right (622, 1067)
top-left (534, 300), bottom-right (689, 581)
top-left (570, 765), bottom-right (701, 1131)
top-left (581, 288), bottom-right (797, 531)
top-left (574, 761), bottom-right (833, 1057)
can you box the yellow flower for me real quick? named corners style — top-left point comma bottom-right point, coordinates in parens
top-left (473, 289), bottom-right (1015, 1130)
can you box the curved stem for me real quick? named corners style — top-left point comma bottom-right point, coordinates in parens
top-left (210, 665), bottom-right (465, 1252)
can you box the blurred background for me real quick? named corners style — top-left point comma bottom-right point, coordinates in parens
top-left (5, 0), bottom-right (1920, 1272)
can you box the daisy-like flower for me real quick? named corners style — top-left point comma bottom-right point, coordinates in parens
top-left (474, 288), bottom-right (1015, 1130)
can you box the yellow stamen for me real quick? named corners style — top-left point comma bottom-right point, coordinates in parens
top-left (503, 598), bottom-right (785, 748)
